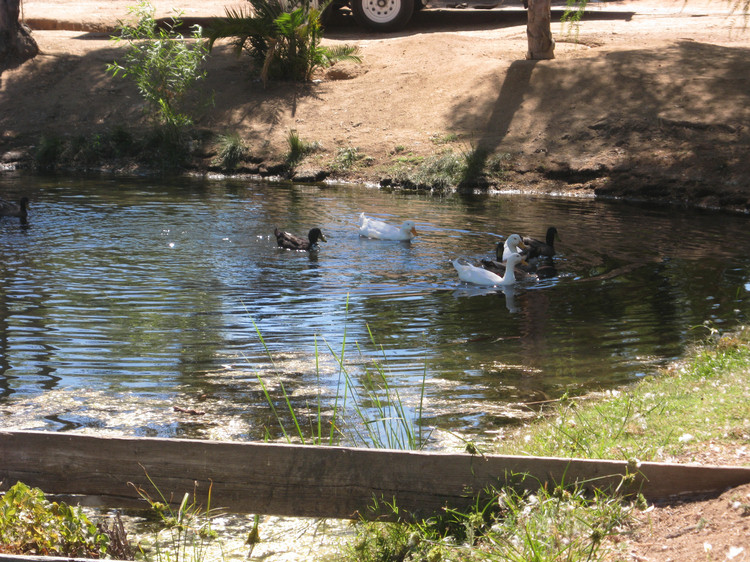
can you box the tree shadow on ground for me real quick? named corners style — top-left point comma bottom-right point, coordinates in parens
top-left (445, 40), bottom-right (750, 205)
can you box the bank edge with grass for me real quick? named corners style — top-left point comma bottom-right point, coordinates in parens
top-left (1, 326), bottom-right (748, 561)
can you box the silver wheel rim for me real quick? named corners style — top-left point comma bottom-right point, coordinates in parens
top-left (360, 0), bottom-right (403, 23)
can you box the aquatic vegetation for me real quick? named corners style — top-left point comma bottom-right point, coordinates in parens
top-left (338, 326), bottom-right (750, 562)
top-left (253, 298), bottom-right (428, 450)
top-left (133, 476), bottom-right (222, 562)
top-left (345, 478), bottom-right (637, 562)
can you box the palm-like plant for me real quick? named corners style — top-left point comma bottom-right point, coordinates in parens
top-left (206, 0), bottom-right (360, 86)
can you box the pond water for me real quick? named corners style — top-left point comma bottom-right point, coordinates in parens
top-left (1, 174), bottom-right (749, 445)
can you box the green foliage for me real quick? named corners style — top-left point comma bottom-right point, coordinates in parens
top-left (252, 297), bottom-right (428, 450)
top-left (214, 131), bottom-right (248, 169)
top-left (0, 481), bottom-right (110, 557)
top-left (34, 128), bottom-right (140, 171)
top-left (334, 146), bottom-right (364, 170)
top-left (429, 132), bottom-right (461, 145)
top-left (485, 151), bottom-right (513, 179)
top-left (107, 1), bottom-right (210, 129)
top-left (498, 326), bottom-right (750, 462)
top-left (34, 134), bottom-right (64, 170)
top-left (410, 150), bottom-right (465, 190)
top-left (32, 126), bottom-right (195, 172)
top-left (133, 476), bottom-right (222, 562)
top-left (345, 480), bottom-right (636, 562)
top-left (404, 146), bottom-right (489, 190)
top-left (344, 326), bottom-right (750, 562)
top-left (206, 0), bottom-right (361, 86)
top-left (285, 128), bottom-right (320, 166)
top-left (143, 125), bottom-right (195, 171)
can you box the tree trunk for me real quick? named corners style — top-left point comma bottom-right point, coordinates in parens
top-left (0, 0), bottom-right (38, 72)
top-left (526, 0), bottom-right (555, 60)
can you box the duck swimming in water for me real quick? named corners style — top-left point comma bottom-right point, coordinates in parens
top-left (274, 227), bottom-right (327, 251)
top-left (0, 197), bottom-right (29, 225)
top-left (500, 233), bottom-right (527, 261)
top-left (523, 226), bottom-right (560, 260)
top-left (358, 212), bottom-right (418, 241)
top-left (454, 253), bottom-right (527, 286)
top-left (481, 254), bottom-right (557, 280)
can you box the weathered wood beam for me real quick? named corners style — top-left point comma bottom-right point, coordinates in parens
top-left (1, 430), bottom-right (749, 520)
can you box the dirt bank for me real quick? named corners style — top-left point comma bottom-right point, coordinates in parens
top-left (2, 0), bottom-right (749, 212)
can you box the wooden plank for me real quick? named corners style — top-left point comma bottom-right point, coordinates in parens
top-left (1, 430), bottom-right (749, 520)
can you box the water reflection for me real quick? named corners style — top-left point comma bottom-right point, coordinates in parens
top-left (0, 173), bottom-right (748, 441)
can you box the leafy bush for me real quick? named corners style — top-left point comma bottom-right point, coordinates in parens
top-left (206, 0), bottom-right (361, 86)
top-left (0, 481), bottom-right (110, 557)
top-left (34, 134), bottom-right (64, 170)
top-left (107, 0), bottom-right (210, 129)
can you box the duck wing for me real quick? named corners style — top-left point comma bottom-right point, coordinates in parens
top-left (358, 213), bottom-right (397, 239)
top-left (453, 259), bottom-right (506, 286)
top-left (480, 258), bottom-right (506, 276)
top-left (523, 238), bottom-right (553, 259)
top-left (0, 199), bottom-right (19, 216)
top-left (0, 198), bottom-right (28, 223)
top-left (523, 227), bottom-right (558, 259)
top-left (274, 228), bottom-right (309, 251)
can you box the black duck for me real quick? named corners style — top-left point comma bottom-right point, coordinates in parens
top-left (274, 227), bottom-right (327, 251)
top-left (0, 197), bottom-right (29, 224)
top-left (523, 226), bottom-right (560, 260)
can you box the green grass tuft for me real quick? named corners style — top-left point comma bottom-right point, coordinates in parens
top-left (495, 326), bottom-right (750, 462)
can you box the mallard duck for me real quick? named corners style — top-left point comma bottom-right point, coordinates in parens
top-left (482, 254), bottom-right (557, 280)
top-left (500, 233), bottom-right (527, 261)
top-left (0, 197), bottom-right (29, 224)
top-left (523, 227), bottom-right (559, 259)
top-left (453, 253), bottom-right (526, 286)
top-left (358, 212), bottom-right (418, 241)
top-left (274, 227), bottom-right (327, 251)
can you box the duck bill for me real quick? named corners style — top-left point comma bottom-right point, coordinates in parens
top-left (319, 233), bottom-right (328, 242)
top-left (518, 241), bottom-right (527, 250)
top-left (410, 227), bottom-right (418, 237)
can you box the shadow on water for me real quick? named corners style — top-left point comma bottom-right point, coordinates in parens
top-left (1, 173), bottom-right (749, 441)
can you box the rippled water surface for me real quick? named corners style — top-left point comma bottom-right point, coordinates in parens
top-left (1, 174), bottom-right (749, 443)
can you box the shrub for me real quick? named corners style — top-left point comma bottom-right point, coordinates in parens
top-left (34, 134), bottom-right (64, 170)
top-left (107, 0), bottom-right (210, 129)
top-left (206, 0), bottom-right (361, 86)
top-left (0, 481), bottom-right (111, 557)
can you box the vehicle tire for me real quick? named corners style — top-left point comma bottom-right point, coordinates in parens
top-left (351, 0), bottom-right (415, 31)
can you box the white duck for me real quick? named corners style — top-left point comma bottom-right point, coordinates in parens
top-left (358, 212), bottom-right (418, 241)
top-left (501, 233), bottom-right (527, 261)
top-left (453, 253), bottom-right (526, 286)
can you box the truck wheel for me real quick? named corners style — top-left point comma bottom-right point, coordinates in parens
top-left (351, 0), bottom-right (415, 31)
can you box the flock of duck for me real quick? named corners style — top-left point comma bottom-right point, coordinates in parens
top-left (274, 212), bottom-right (560, 287)
top-left (1, 199), bottom-right (558, 287)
